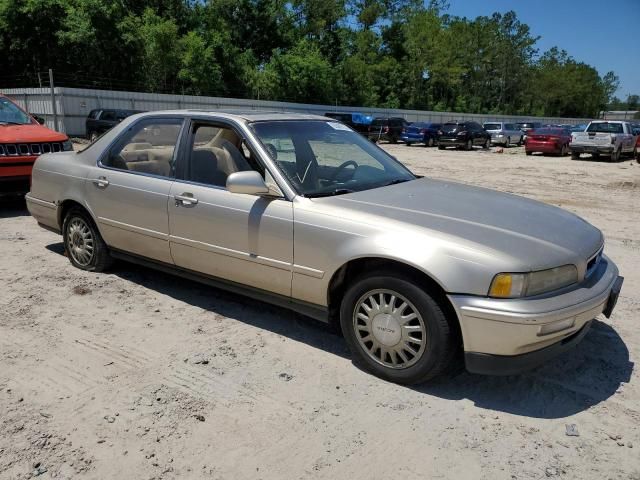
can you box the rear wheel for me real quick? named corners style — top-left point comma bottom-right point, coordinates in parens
top-left (610, 148), bottom-right (621, 162)
top-left (516, 136), bottom-right (523, 146)
top-left (483, 138), bottom-right (490, 149)
top-left (340, 274), bottom-right (457, 384)
top-left (465, 139), bottom-right (473, 151)
top-left (63, 207), bottom-right (112, 272)
top-left (438, 145), bottom-right (445, 150)
top-left (571, 152), bottom-right (580, 160)
top-left (525, 150), bottom-right (532, 156)
top-left (427, 137), bottom-right (435, 147)
top-left (89, 131), bottom-right (98, 142)
top-left (390, 136), bottom-right (398, 144)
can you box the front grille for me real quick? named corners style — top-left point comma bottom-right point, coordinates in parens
top-left (0, 142), bottom-right (64, 157)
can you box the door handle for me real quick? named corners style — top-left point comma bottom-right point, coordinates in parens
top-left (174, 193), bottom-right (198, 207)
top-left (92, 176), bottom-right (109, 188)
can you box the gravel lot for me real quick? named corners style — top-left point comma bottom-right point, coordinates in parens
top-left (1, 144), bottom-right (639, 479)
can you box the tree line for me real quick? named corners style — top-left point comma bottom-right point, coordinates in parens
top-left (0, 0), bottom-right (627, 118)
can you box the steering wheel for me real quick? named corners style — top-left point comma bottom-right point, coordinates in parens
top-left (330, 160), bottom-right (359, 182)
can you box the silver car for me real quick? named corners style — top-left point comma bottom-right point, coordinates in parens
top-left (484, 122), bottom-right (524, 146)
top-left (26, 111), bottom-right (623, 384)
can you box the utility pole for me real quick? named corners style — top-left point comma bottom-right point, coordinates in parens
top-left (48, 69), bottom-right (59, 131)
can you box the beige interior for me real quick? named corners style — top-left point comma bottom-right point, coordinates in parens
top-left (114, 127), bottom-right (252, 183)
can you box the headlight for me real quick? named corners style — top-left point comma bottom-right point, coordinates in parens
top-left (489, 265), bottom-right (578, 298)
top-left (62, 140), bottom-right (73, 151)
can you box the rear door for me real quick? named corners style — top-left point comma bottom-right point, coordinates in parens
top-left (85, 116), bottom-right (185, 264)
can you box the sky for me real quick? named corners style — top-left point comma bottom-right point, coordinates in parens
top-left (444, 0), bottom-right (639, 100)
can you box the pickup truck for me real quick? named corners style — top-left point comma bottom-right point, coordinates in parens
top-left (570, 121), bottom-right (637, 161)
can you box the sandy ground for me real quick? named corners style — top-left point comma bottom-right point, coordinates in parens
top-left (1, 144), bottom-right (639, 480)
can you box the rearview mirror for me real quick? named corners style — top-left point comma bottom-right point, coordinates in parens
top-left (32, 114), bottom-right (45, 125)
top-left (227, 171), bottom-right (272, 196)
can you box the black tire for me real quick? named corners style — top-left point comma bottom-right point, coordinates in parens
top-left (571, 152), bottom-right (580, 160)
top-left (610, 148), bottom-right (621, 162)
top-left (63, 207), bottom-right (113, 272)
top-left (525, 150), bottom-right (532, 156)
top-left (89, 131), bottom-right (99, 142)
top-left (405, 142), bottom-right (411, 146)
top-left (426, 137), bottom-right (435, 147)
top-left (340, 273), bottom-right (458, 385)
top-left (516, 137), bottom-right (523, 146)
top-left (438, 145), bottom-right (445, 150)
top-left (465, 139), bottom-right (473, 151)
top-left (506, 136), bottom-right (511, 146)
top-left (483, 138), bottom-right (490, 149)
top-left (390, 136), bottom-right (398, 144)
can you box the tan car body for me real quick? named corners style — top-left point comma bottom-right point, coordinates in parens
top-left (26, 111), bottom-right (622, 375)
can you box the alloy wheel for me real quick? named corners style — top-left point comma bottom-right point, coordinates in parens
top-left (66, 217), bottom-right (95, 266)
top-left (352, 289), bottom-right (427, 369)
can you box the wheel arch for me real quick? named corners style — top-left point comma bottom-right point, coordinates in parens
top-left (58, 198), bottom-right (99, 231)
top-left (326, 257), bottom-right (462, 345)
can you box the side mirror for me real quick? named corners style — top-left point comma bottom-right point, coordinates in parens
top-left (32, 115), bottom-right (45, 125)
top-left (226, 171), bottom-right (271, 196)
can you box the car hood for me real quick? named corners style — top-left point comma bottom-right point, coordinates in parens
top-left (315, 178), bottom-right (603, 271)
top-left (0, 123), bottom-right (67, 143)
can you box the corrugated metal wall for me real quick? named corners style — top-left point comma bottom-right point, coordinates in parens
top-left (2, 87), bottom-right (593, 136)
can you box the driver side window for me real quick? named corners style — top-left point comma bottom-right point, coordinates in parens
top-left (184, 123), bottom-right (264, 188)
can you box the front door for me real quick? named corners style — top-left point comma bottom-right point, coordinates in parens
top-left (85, 116), bottom-right (184, 264)
top-left (168, 120), bottom-right (294, 297)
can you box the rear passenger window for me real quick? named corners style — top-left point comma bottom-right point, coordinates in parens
top-left (103, 118), bottom-right (183, 178)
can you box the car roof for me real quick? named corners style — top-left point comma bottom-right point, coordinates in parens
top-left (182, 109), bottom-right (329, 122)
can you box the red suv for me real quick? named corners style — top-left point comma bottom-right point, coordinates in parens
top-left (1, 94), bottom-right (71, 195)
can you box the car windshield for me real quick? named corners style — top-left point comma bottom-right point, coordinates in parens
top-left (251, 120), bottom-right (416, 197)
top-left (532, 128), bottom-right (564, 136)
top-left (442, 123), bottom-right (460, 133)
top-left (0, 97), bottom-right (32, 125)
top-left (586, 122), bottom-right (624, 134)
top-left (484, 123), bottom-right (501, 130)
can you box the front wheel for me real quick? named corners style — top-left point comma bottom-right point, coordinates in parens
top-left (63, 207), bottom-right (113, 272)
top-left (438, 145), bottom-right (445, 150)
top-left (426, 137), bottom-right (435, 147)
top-left (465, 139), bottom-right (473, 151)
top-left (340, 274), bottom-right (458, 384)
top-left (571, 152), bottom-right (580, 160)
top-left (483, 138), bottom-right (490, 149)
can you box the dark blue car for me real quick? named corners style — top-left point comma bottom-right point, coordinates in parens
top-left (400, 122), bottom-right (442, 147)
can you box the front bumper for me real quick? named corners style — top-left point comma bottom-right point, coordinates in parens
top-left (570, 144), bottom-right (614, 154)
top-left (400, 134), bottom-right (423, 144)
top-left (0, 156), bottom-right (36, 179)
top-left (438, 137), bottom-right (466, 147)
top-left (448, 255), bottom-right (623, 375)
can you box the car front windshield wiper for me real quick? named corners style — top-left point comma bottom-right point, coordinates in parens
top-left (0, 121), bottom-right (27, 126)
top-left (306, 188), bottom-right (355, 198)
top-left (378, 178), bottom-right (414, 188)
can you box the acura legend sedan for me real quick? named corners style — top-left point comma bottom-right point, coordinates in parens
top-left (26, 111), bottom-right (623, 384)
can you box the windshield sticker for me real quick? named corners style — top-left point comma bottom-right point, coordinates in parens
top-left (328, 122), bottom-right (351, 131)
